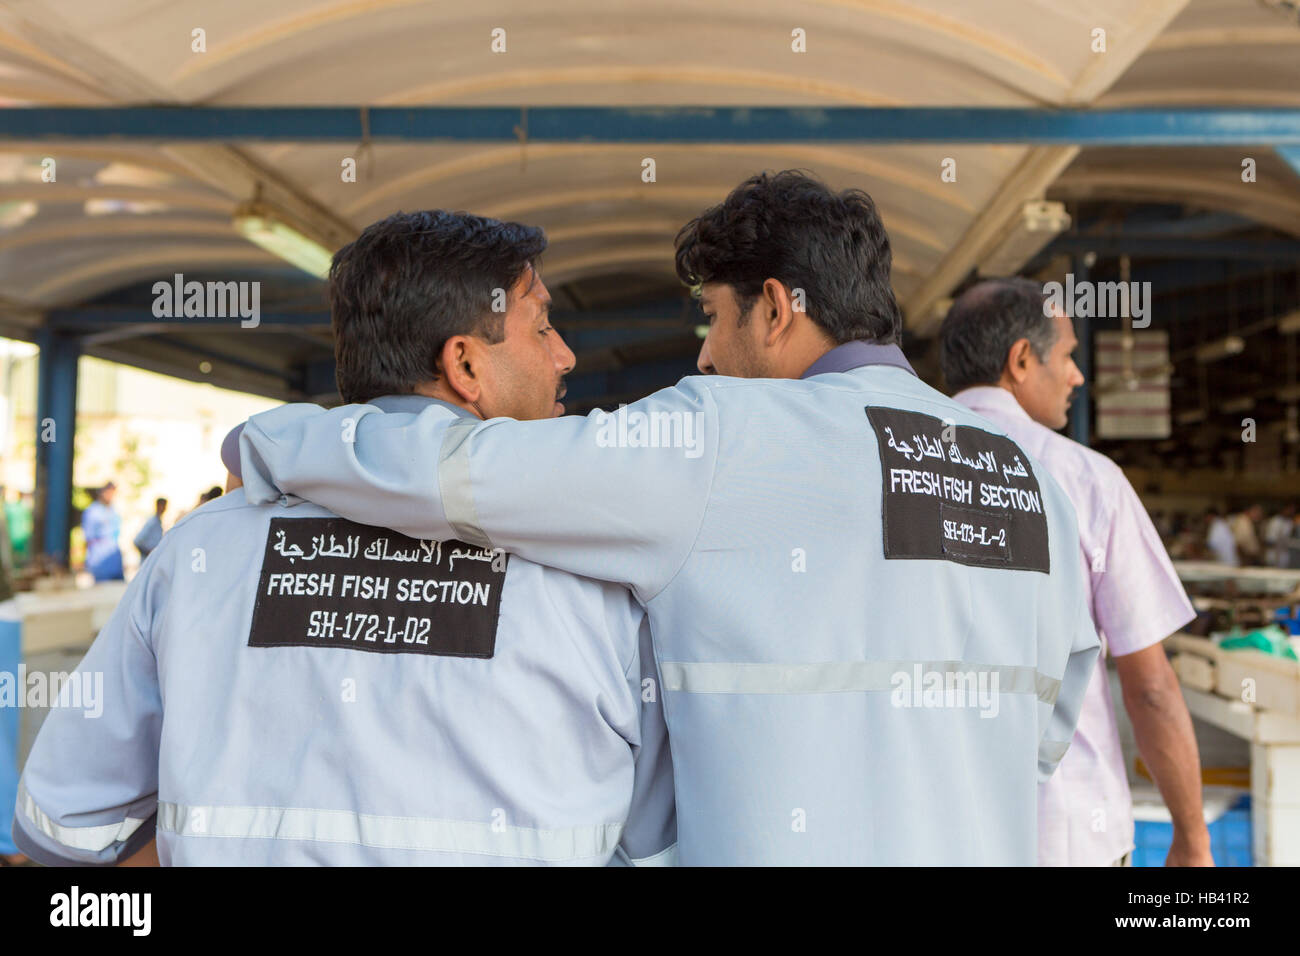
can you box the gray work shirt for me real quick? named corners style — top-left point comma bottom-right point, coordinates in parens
top-left (13, 395), bottom-right (674, 866)
top-left (240, 349), bottom-right (1100, 865)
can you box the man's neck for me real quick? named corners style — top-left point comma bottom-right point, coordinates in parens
top-left (787, 331), bottom-right (840, 379)
top-left (793, 347), bottom-right (832, 378)
top-left (411, 382), bottom-right (482, 420)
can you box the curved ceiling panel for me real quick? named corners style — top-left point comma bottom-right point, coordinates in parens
top-left (2, 0), bottom-right (1295, 373)
top-left (1101, 0), bottom-right (1300, 107)
top-left (1050, 147), bottom-right (1300, 238)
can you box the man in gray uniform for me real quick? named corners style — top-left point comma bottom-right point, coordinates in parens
top-left (13, 211), bottom-right (674, 866)
top-left (243, 172), bottom-right (1101, 865)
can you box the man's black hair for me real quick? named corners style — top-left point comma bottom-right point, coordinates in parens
top-left (938, 277), bottom-right (1057, 392)
top-left (331, 210), bottom-right (547, 404)
top-left (673, 169), bottom-right (903, 345)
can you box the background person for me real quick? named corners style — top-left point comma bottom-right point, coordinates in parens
top-left (174, 486), bottom-right (225, 524)
top-left (1264, 504), bottom-right (1296, 568)
top-left (1206, 508), bottom-right (1238, 566)
top-left (81, 481), bottom-right (123, 582)
top-left (132, 498), bottom-right (168, 562)
top-left (1230, 505), bottom-right (1264, 566)
top-left (940, 277), bottom-right (1211, 867)
top-left (2, 491), bottom-right (32, 568)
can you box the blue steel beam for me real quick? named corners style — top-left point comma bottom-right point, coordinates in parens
top-left (47, 302), bottom-right (696, 332)
top-left (143, 336), bottom-right (302, 384)
top-left (1041, 236), bottom-right (1300, 261)
top-left (1039, 259), bottom-right (1286, 303)
top-left (34, 330), bottom-right (79, 565)
top-left (47, 308), bottom-right (330, 330)
top-left (1076, 212), bottom-right (1254, 237)
top-left (3, 107), bottom-right (1300, 144)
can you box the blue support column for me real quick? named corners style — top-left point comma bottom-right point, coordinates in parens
top-left (34, 330), bottom-right (79, 566)
top-left (1068, 258), bottom-right (1092, 447)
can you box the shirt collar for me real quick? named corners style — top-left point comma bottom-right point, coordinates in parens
top-left (952, 385), bottom-right (1033, 423)
top-left (800, 341), bottom-right (917, 379)
top-left (369, 394), bottom-right (475, 419)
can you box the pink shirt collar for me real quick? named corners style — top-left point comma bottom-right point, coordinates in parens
top-left (953, 385), bottom-right (1034, 425)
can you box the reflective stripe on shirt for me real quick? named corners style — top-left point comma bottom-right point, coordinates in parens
top-left (659, 659), bottom-right (1061, 704)
top-left (156, 801), bottom-right (623, 862)
top-left (18, 782), bottom-right (151, 852)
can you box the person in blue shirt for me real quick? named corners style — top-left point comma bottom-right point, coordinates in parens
top-left (81, 482), bottom-right (123, 582)
top-left (240, 172), bottom-right (1100, 865)
top-left (14, 211), bottom-right (674, 866)
top-left (132, 498), bottom-right (167, 561)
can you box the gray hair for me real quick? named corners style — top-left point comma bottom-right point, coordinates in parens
top-left (938, 277), bottom-right (1058, 392)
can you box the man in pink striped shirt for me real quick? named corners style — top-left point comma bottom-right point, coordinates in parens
top-left (939, 277), bottom-right (1212, 867)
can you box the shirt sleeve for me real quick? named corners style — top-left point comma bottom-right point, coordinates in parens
top-left (132, 518), bottom-right (156, 551)
top-left (81, 506), bottom-right (103, 542)
top-left (1091, 471), bottom-right (1195, 656)
top-left (11, 563), bottom-right (163, 866)
top-left (613, 616), bottom-right (677, 866)
top-left (242, 381), bottom-right (721, 601)
top-left (1039, 586), bottom-right (1101, 782)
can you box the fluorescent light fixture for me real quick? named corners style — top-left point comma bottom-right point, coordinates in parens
top-left (1278, 310), bottom-right (1300, 335)
top-left (1175, 408), bottom-right (1206, 426)
top-left (0, 199), bottom-right (37, 228)
top-left (85, 198), bottom-right (168, 216)
top-left (1195, 336), bottom-right (1245, 364)
top-left (94, 162), bottom-right (174, 188)
top-left (1221, 396), bottom-right (1255, 414)
top-left (233, 201), bottom-right (333, 278)
top-left (978, 200), bottom-right (1071, 276)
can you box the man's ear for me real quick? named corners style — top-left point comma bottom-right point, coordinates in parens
top-left (1004, 337), bottom-right (1035, 385)
top-left (759, 277), bottom-right (797, 347)
top-left (440, 335), bottom-right (484, 404)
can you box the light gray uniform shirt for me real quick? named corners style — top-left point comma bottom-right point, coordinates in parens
top-left (240, 346), bottom-right (1100, 865)
top-left (13, 395), bottom-right (674, 867)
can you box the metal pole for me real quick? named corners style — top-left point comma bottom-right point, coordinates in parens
top-left (34, 329), bottom-right (79, 566)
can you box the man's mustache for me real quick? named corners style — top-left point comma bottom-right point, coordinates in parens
top-left (556, 379), bottom-right (567, 402)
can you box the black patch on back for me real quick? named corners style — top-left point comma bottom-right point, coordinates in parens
top-left (866, 406), bottom-right (1050, 573)
top-left (249, 517), bottom-right (508, 657)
